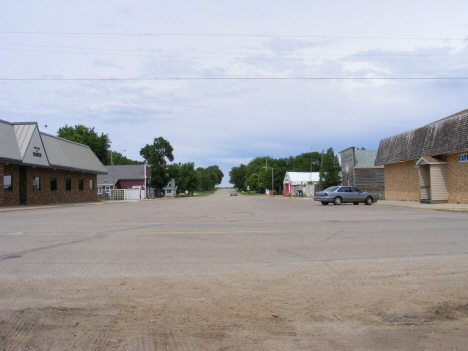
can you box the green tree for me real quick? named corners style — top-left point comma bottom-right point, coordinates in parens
top-left (206, 165), bottom-right (224, 185)
top-left (229, 164), bottom-right (247, 190)
top-left (140, 137), bottom-right (174, 197)
top-left (57, 125), bottom-right (111, 164)
top-left (178, 162), bottom-right (201, 193)
top-left (318, 148), bottom-right (341, 188)
top-left (111, 151), bottom-right (143, 165)
top-left (196, 167), bottom-right (215, 191)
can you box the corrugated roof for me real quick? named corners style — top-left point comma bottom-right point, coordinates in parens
top-left (97, 165), bottom-right (146, 184)
top-left (40, 133), bottom-right (108, 174)
top-left (375, 110), bottom-right (468, 165)
top-left (354, 150), bottom-right (382, 168)
top-left (0, 120), bottom-right (22, 161)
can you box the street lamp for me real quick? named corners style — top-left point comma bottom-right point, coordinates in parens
top-left (110, 149), bottom-right (126, 199)
top-left (263, 167), bottom-right (274, 195)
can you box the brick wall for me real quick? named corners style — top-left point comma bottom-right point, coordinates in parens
top-left (0, 163), bottom-right (21, 206)
top-left (1, 162), bottom-right (97, 206)
top-left (384, 161), bottom-right (419, 201)
top-left (447, 153), bottom-right (468, 204)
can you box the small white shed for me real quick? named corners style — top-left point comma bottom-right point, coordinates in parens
top-left (163, 178), bottom-right (178, 197)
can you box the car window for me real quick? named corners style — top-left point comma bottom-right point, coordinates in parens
top-left (337, 187), bottom-right (348, 192)
top-left (349, 187), bottom-right (360, 193)
top-left (324, 186), bottom-right (339, 192)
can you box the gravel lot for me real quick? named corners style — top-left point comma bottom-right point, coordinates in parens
top-left (1, 189), bottom-right (467, 350)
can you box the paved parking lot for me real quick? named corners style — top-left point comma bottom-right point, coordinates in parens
top-left (1, 189), bottom-right (467, 350)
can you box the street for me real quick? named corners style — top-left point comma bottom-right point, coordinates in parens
top-left (1, 189), bottom-right (467, 350)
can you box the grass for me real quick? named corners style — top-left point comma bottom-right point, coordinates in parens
top-left (238, 191), bottom-right (264, 196)
top-left (176, 188), bottom-right (218, 198)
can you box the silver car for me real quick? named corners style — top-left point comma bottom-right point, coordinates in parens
top-left (314, 186), bottom-right (378, 206)
top-left (230, 190), bottom-right (238, 196)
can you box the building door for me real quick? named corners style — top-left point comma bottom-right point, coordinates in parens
top-left (18, 166), bottom-right (28, 205)
top-left (419, 165), bottom-right (431, 203)
top-left (417, 158), bottom-right (448, 204)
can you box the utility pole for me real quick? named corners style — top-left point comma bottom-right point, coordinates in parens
top-left (321, 149), bottom-right (324, 171)
top-left (110, 150), bottom-right (115, 200)
top-left (271, 167), bottom-right (274, 195)
top-left (257, 174), bottom-right (260, 194)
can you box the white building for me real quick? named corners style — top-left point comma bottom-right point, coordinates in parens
top-left (283, 172), bottom-right (320, 197)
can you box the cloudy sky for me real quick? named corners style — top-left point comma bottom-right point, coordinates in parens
top-left (1, 1), bottom-right (467, 186)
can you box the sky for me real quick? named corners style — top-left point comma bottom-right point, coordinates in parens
top-left (1, 1), bottom-right (468, 186)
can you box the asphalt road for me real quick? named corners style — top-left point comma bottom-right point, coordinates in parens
top-left (1, 189), bottom-right (468, 350)
top-left (1, 188), bottom-right (467, 277)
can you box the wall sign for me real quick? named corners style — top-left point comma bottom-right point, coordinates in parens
top-left (32, 146), bottom-right (42, 158)
top-left (459, 153), bottom-right (468, 163)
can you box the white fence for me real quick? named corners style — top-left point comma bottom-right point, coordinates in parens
top-left (113, 189), bottom-right (146, 200)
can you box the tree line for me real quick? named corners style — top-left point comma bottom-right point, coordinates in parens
top-left (57, 125), bottom-right (223, 196)
top-left (229, 148), bottom-right (341, 193)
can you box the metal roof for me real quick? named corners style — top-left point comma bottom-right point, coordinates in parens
top-left (0, 119), bottom-right (107, 174)
top-left (354, 150), bottom-right (382, 168)
top-left (0, 120), bottom-right (22, 161)
top-left (284, 172), bottom-right (320, 184)
top-left (97, 165), bottom-right (148, 185)
top-left (375, 110), bottom-right (468, 165)
top-left (14, 123), bottom-right (36, 158)
top-left (41, 133), bottom-right (108, 174)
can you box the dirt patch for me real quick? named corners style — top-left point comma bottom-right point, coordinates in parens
top-left (2, 257), bottom-right (468, 350)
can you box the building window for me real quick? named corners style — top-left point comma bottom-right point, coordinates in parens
top-left (78, 179), bottom-right (84, 191)
top-left (90, 179), bottom-right (94, 190)
top-left (167, 190), bottom-right (172, 194)
top-left (50, 178), bottom-right (57, 191)
top-left (105, 186), bottom-right (111, 194)
top-left (33, 177), bottom-right (41, 191)
top-left (66, 179), bottom-right (71, 191)
top-left (3, 175), bottom-right (12, 192)
top-left (97, 186), bottom-right (102, 194)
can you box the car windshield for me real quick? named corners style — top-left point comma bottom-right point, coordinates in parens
top-left (324, 186), bottom-right (339, 192)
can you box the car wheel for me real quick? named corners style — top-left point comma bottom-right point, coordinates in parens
top-left (353, 202), bottom-right (359, 205)
top-left (333, 197), bottom-right (342, 205)
top-left (365, 196), bottom-right (373, 206)
top-left (321, 201), bottom-right (329, 205)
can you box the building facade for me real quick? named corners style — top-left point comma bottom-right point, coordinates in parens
top-left (97, 164), bottom-right (152, 199)
top-left (283, 172), bottom-right (319, 197)
top-left (339, 147), bottom-right (385, 197)
top-left (1, 120), bottom-right (107, 206)
top-left (375, 110), bottom-right (468, 204)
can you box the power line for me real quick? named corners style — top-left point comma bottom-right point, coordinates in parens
top-left (1, 77), bottom-right (468, 81)
top-left (1, 31), bottom-right (467, 41)
top-left (3, 47), bottom-right (468, 62)
top-left (3, 42), bottom-right (468, 57)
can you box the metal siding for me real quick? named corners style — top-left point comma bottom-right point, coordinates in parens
top-left (430, 164), bottom-right (448, 201)
top-left (0, 121), bottom-right (22, 161)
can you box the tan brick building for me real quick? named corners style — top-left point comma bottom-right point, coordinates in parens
top-left (375, 110), bottom-right (468, 204)
top-left (1, 119), bottom-right (108, 206)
